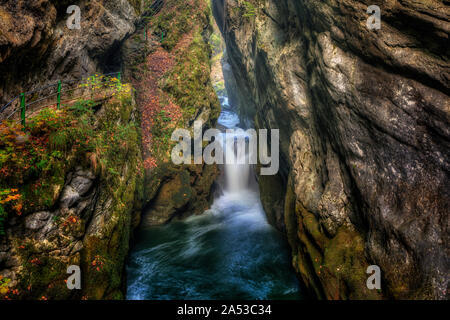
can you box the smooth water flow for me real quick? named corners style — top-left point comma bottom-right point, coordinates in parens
top-left (126, 86), bottom-right (302, 300)
top-left (223, 135), bottom-right (251, 193)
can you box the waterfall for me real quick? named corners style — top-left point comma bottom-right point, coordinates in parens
top-left (223, 133), bottom-right (251, 193)
top-left (126, 91), bottom-right (302, 299)
top-left (218, 96), bottom-right (253, 193)
top-left (126, 44), bottom-right (301, 300)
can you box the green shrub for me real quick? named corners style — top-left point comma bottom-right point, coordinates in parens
top-left (68, 99), bottom-right (95, 116)
top-left (242, 1), bottom-right (257, 17)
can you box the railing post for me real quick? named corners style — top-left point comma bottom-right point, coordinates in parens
top-left (117, 72), bottom-right (122, 91)
top-left (57, 80), bottom-right (62, 109)
top-left (20, 93), bottom-right (26, 127)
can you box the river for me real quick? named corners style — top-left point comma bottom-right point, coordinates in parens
top-left (126, 76), bottom-right (302, 300)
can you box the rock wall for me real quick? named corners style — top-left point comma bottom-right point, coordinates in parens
top-left (0, 89), bottom-right (144, 300)
top-left (0, 0), bottom-right (143, 107)
top-left (122, 0), bottom-right (221, 227)
top-left (214, 0), bottom-right (449, 299)
top-left (0, 0), bottom-right (220, 300)
top-left (0, 0), bottom-right (145, 300)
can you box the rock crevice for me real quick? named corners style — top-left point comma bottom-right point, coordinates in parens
top-left (214, 0), bottom-right (449, 300)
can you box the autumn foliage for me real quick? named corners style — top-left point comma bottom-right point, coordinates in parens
top-left (132, 0), bottom-right (219, 172)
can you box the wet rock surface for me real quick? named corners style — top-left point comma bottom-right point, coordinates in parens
top-left (142, 164), bottom-right (219, 227)
top-left (0, 86), bottom-right (144, 299)
top-left (214, 0), bottom-right (449, 299)
top-left (0, 0), bottom-right (223, 300)
top-left (0, 0), bottom-right (143, 107)
top-left (0, 167), bottom-right (97, 297)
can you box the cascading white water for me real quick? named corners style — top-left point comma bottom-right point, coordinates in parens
top-left (126, 62), bottom-right (301, 301)
top-left (218, 96), bottom-right (253, 193)
top-left (223, 133), bottom-right (251, 193)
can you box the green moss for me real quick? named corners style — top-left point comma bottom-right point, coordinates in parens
top-left (148, 0), bottom-right (220, 125)
top-left (127, 0), bottom-right (142, 14)
top-left (0, 276), bottom-right (11, 296)
top-left (232, 0), bottom-right (263, 20)
top-left (164, 31), bottom-right (220, 124)
top-left (151, 0), bottom-right (208, 51)
top-left (75, 85), bottom-right (143, 300)
top-left (300, 207), bottom-right (328, 251)
top-left (0, 108), bottom-right (90, 230)
top-left (210, 33), bottom-right (222, 52)
top-left (1, 83), bottom-right (144, 299)
top-left (213, 80), bottom-right (226, 96)
top-left (283, 178), bottom-right (382, 300)
top-left (143, 0), bottom-right (220, 171)
top-left (15, 241), bottom-right (78, 300)
top-left (171, 170), bottom-right (192, 207)
top-left (321, 225), bottom-right (381, 300)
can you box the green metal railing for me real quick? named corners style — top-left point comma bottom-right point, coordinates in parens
top-left (1, 0), bottom-right (167, 126)
top-left (142, 0), bottom-right (165, 42)
top-left (1, 71), bottom-right (122, 126)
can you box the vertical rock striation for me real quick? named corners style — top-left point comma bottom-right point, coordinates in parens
top-left (0, 0), bottom-right (220, 299)
top-left (0, 89), bottom-right (144, 300)
top-left (214, 0), bottom-right (449, 299)
top-left (0, 0), bottom-right (143, 106)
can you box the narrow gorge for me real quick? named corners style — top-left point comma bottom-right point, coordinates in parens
top-left (0, 0), bottom-right (448, 301)
top-left (213, 0), bottom-right (449, 300)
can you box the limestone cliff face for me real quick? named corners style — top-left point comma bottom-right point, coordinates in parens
top-left (120, 0), bottom-right (220, 227)
top-left (0, 0), bottom-right (146, 300)
top-left (0, 90), bottom-right (144, 300)
top-left (0, 0), bottom-right (220, 300)
top-left (214, 0), bottom-right (449, 299)
top-left (0, 0), bottom-right (142, 106)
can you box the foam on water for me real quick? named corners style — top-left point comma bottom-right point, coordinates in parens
top-left (126, 80), bottom-right (302, 301)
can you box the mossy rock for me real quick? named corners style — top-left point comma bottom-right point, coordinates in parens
top-left (284, 178), bottom-right (383, 300)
